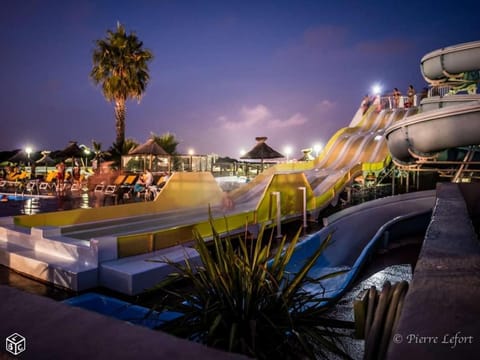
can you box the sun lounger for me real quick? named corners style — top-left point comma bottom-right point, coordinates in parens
top-left (104, 175), bottom-right (127, 194)
top-left (102, 175), bottom-right (133, 205)
top-left (38, 181), bottom-right (55, 194)
top-left (119, 175), bottom-right (138, 200)
top-left (70, 182), bottom-right (82, 192)
top-left (94, 185), bottom-right (105, 193)
top-left (24, 180), bottom-right (39, 195)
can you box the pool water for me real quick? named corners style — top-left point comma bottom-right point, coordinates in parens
top-left (0, 192), bottom-right (106, 217)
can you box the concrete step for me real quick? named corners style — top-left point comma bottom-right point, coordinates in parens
top-left (0, 240), bottom-right (97, 291)
top-left (100, 245), bottom-right (200, 295)
top-left (1, 225), bottom-right (96, 263)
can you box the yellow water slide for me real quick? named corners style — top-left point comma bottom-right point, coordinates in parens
top-left (229, 104), bottom-right (418, 225)
top-left (11, 102), bottom-right (415, 258)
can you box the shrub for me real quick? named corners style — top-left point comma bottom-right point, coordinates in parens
top-left (151, 216), bottom-right (354, 359)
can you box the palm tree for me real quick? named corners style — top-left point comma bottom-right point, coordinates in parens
top-left (149, 132), bottom-right (179, 155)
top-left (150, 132), bottom-right (183, 171)
top-left (90, 22), bottom-right (153, 152)
top-left (91, 140), bottom-right (111, 172)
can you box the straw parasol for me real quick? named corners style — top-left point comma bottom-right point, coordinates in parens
top-left (36, 151), bottom-right (56, 173)
top-left (58, 141), bottom-right (84, 159)
top-left (128, 139), bottom-right (169, 171)
top-left (240, 137), bottom-right (284, 169)
top-left (8, 150), bottom-right (33, 165)
top-left (298, 148), bottom-right (314, 161)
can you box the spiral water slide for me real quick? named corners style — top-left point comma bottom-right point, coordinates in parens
top-left (386, 40), bottom-right (480, 164)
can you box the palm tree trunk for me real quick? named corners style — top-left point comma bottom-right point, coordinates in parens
top-left (114, 99), bottom-right (126, 150)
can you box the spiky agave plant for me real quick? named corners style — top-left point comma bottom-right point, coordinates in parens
top-left (151, 217), bottom-right (354, 359)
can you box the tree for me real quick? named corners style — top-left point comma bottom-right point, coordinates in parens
top-left (90, 22), bottom-right (153, 152)
top-left (91, 140), bottom-right (111, 171)
top-left (149, 132), bottom-right (179, 155)
top-left (150, 132), bottom-right (183, 171)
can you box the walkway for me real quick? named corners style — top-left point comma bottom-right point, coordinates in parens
top-left (0, 285), bottom-right (246, 359)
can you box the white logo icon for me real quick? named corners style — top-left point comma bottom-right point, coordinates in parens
top-left (6, 333), bottom-right (26, 355)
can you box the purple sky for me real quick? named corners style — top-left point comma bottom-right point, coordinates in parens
top-left (1, 0), bottom-right (479, 158)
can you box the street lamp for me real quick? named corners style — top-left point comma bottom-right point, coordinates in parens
top-left (313, 143), bottom-right (322, 158)
top-left (372, 83), bottom-right (382, 96)
top-left (284, 146), bottom-right (292, 163)
top-left (188, 149), bottom-right (194, 171)
top-left (84, 148), bottom-right (90, 168)
top-left (25, 146), bottom-right (32, 166)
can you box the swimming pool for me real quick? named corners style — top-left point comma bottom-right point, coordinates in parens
top-left (0, 192), bottom-right (101, 217)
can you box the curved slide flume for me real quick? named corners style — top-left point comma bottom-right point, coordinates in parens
top-left (421, 40), bottom-right (480, 84)
top-left (385, 101), bottom-right (480, 164)
top-left (283, 190), bottom-right (436, 306)
top-left (387, 40), bottom-right (480, 164)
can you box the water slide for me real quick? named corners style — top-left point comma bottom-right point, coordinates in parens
top-left (230, 105), bottom-right (415, 220)
top-left (1, 44), bottom-right (440, 294)
top-left (386, 40), bottom-right (480, 164)
top-left (1, 86), bottom-right (420, 295)
top-left (288, 40), bottom-right (480, 301)
top-left (285, 190), bottom-right (435, 303)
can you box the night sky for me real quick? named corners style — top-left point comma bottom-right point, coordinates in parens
top-left (1, 0), bottom-right (479, 158)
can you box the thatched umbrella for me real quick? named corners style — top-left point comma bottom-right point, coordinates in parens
top-left (298, 148), bottom-right (314, 161)
top-left (58, 141), bottom-right (84, 159)
top-left (57, 141), bottom-right (84, 175)
top-left (128, 139), bottom-right (169, 171)
top-left (8, 150), bottom-right (31, 164)
top-left (240, 137), bottom-right (284, 170)
top-left (36, 151), bottom-right (56, 173)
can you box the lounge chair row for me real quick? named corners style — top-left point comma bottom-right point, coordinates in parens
top-left (94, 174), bottom-right (168, 204)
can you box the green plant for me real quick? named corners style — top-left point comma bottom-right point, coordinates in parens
top-left (151, 217), bottom-right (354, 359)
top-left (90, 22), bottom-right (153, 151)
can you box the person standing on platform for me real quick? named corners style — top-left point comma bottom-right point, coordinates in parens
top-left (361, 94), bottom-right (371, 114)
top-left (407, 85), bottom-right (416, 107)
top-left (393, 88), bottom-right (401, 108)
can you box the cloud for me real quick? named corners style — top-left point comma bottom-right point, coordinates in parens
top-left (268, 113), bottom-right (307, 128)
top-left (315, 99), bottom-right (336, 113)
top-left (218, 104), bottom-right (308, 130)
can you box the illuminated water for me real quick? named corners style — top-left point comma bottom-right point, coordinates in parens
top-left (0, 192), bottom-right (107, 217)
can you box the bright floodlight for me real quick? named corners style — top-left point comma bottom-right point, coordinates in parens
top-left (25, 146), bottom-right (32, 156)
top-left (372, 84), bottom-right (382, 95)
top-left (313, 143), bottom-right (322, 155)
top-left (188, 148), bottom-right (195, 156)
top-left (284, 146), bottom-right (292, 162)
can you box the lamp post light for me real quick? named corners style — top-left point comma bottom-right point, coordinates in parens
top-left (284, 146), bottom-right (292, 163)
top-left (188, 149), bottom-right (194, 172)
top-left (313, 143), bottom-right (322, 158)
top-left (84, 148), bottom-right (90, 168)
top-left (25, 146), bottom-right (32, 167)
top-left (372, 83), bottom-right (382, 96)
